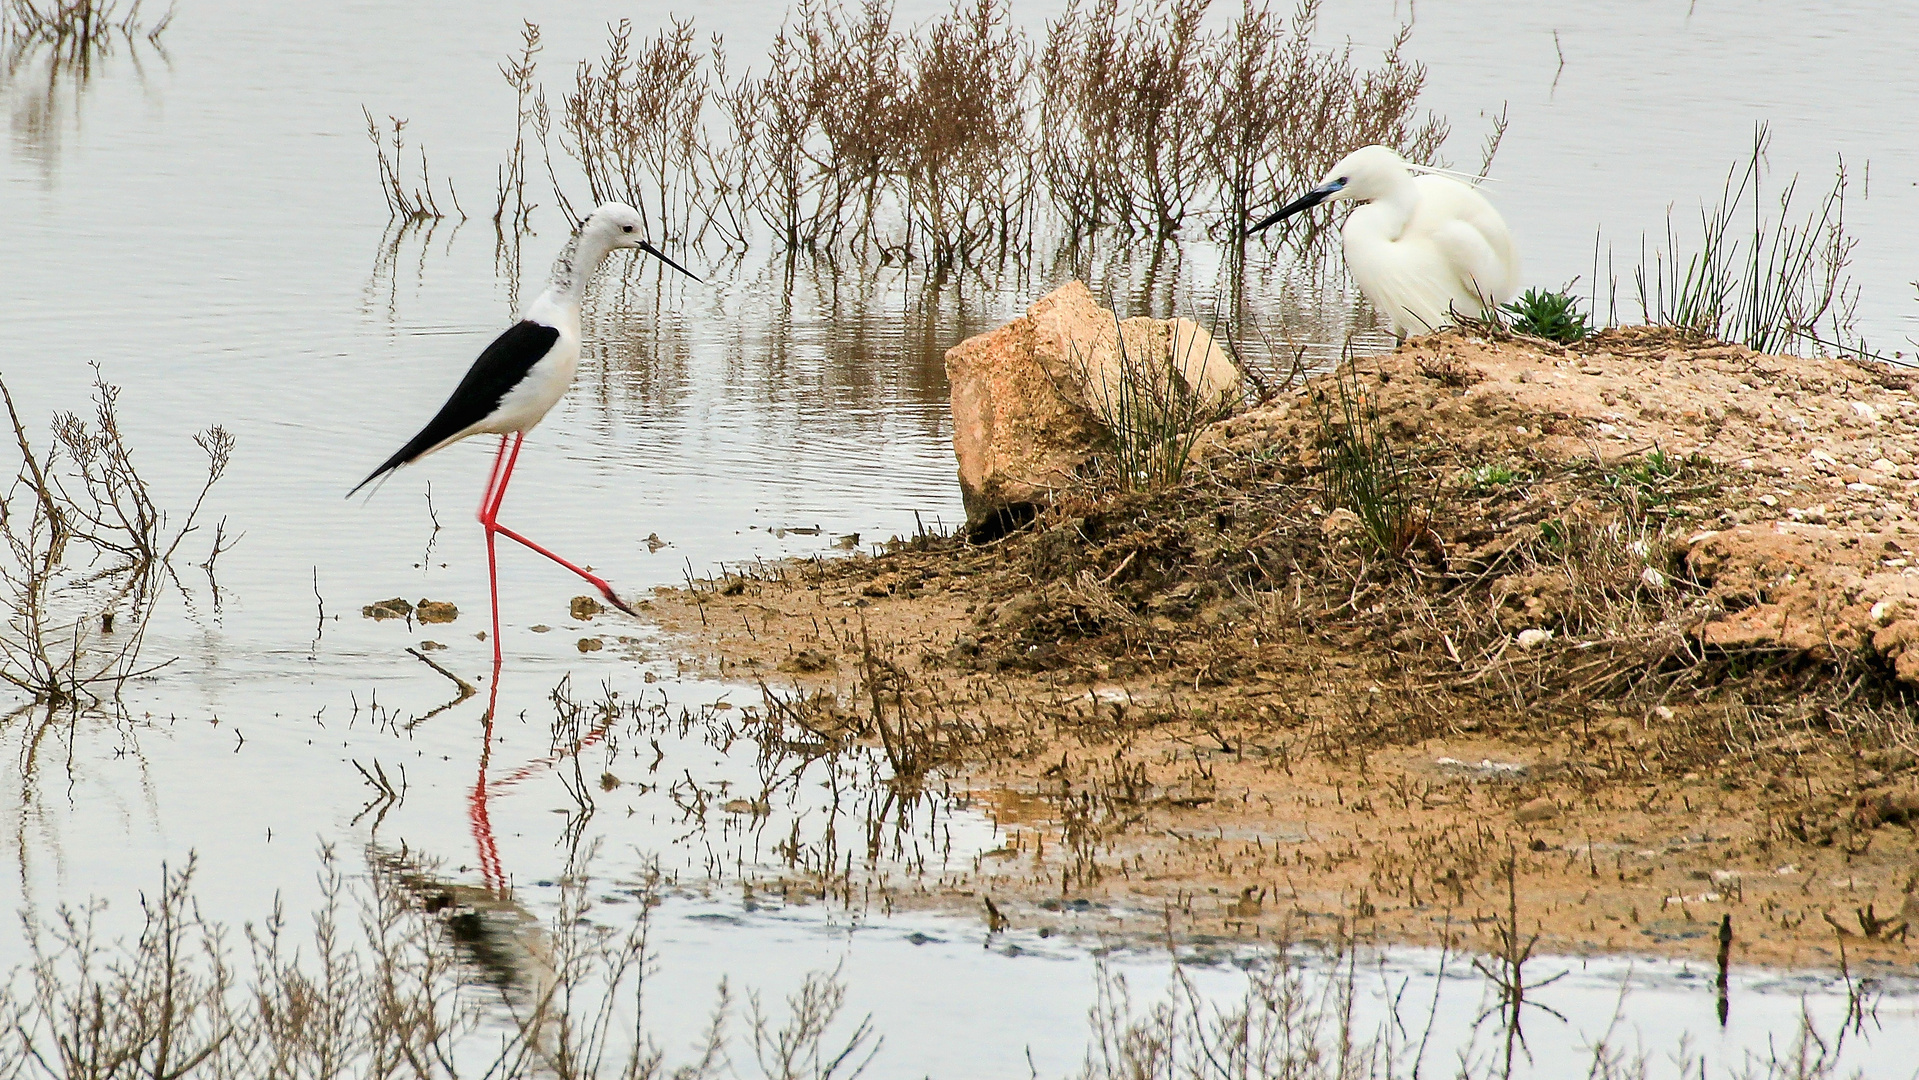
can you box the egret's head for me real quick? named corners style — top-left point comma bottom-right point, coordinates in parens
top-left (1246, 144), bottom-right (1411, 236)
top-left (582, 202), bottom-right (701, 281)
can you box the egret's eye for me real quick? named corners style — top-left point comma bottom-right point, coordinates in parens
top-left (622, 225), bottom-right (635, 233)
top-left (1337, 177), bottom-right (1349, 186)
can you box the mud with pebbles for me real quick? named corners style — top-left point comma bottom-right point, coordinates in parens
top-left (640, 327), bottom-right (1919, 974)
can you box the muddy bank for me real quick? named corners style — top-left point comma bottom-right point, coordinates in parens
top-left (636, 326), bottom-right (1919, 973)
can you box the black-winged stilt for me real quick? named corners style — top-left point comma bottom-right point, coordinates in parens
top-left (352, 201), bottom-right (698, 669)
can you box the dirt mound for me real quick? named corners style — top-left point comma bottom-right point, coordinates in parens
top-left (649, 326), bottom-right (1919, 970)
top-left (1198, 326), bottom-right (1919, 684)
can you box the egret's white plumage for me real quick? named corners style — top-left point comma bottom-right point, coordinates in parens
top-left (1250, 145), bottom-right (1519, 338)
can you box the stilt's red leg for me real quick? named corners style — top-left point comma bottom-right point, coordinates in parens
top-left (472, 437), bottom-right (513, 895)
top-left (491, 523), bottom-right (636, 615)
top-left (483, 433), bottom-right (525, 524)
top-left (486, 524), bottom-right (503, 674)
top-left (478, 431), bottom-right (638, 615)
top-left (478, 434), bottom-right (518, 676)
top-left (478, 434), bottom-right (511, 522)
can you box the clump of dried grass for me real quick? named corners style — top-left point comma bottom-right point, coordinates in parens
top-left (1082, 312), bottom-right (1239, 491)
top-left (1310, 360), bottom-right (1428, 557)
top-left (1, 848), bottom-right (880, 1078)
top-left (481, 0), bottom-right (1456, 263)
top-left (362, 108), bottom-right (465, 224)
top-left (0, 366), bottom-right (231, 707)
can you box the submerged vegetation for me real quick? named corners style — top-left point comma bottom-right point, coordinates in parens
top-left (0, 850), bottom-right (881, 1079)
top-left (0, 0), bottom-right (174, 162)
top-left (386, 0), bottom-right (1454, 268)
top-left (0, 0), bottom-right (171, 53)
top-left (0, 843), bottom-right (1876, 1079)
top-left (0, 368), bottom-right (231, 708)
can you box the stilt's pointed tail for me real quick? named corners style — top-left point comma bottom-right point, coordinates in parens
top-left (348, 320), bottom-right (561, 497)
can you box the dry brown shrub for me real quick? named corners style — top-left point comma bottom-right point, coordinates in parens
top-left (486, 0), bottom-right (1462, 262)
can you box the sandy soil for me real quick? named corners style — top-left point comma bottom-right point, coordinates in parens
top-left (624, 327), bottom-right (1919, 974)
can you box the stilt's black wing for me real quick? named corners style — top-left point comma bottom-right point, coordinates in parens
top-left (350, 320), bottom-right (561, 495)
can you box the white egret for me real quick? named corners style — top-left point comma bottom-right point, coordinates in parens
top-left (1249, 145), bottom-right (1518, 338)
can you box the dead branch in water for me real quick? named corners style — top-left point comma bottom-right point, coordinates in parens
top-left (0, 366), bottom-right (231, 707)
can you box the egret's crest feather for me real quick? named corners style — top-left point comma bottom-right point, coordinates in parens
top-left (1404, 163), bottom-right (1502, 185)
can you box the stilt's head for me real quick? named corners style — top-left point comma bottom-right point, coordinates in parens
top-left (1247, 145), bottom-right (1411, 234)
top-left (580, 203), bottom-right (701, 281)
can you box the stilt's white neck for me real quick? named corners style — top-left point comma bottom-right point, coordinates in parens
top-left (537, 226), bottom-right (619, 311)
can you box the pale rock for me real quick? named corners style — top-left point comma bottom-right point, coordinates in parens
top-left (945, 281), bottom-right (1241, 531)
top-left (1514, 797), bottom-right (1558, 824)
top-left (1515, 627), bottom-right (1554, 650)
top-left (1319, 507), bottom-right (1363, 537)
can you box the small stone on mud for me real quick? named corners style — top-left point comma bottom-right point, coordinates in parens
top-left (577, 637), bottom-right (604, 653)
top-left (418, 641), bottom-right (446, 651)
top-left (1436, 757), bottom-right (1527, 780)
top-left (777, 648), bottom-right (836, 674)
top-left (363, 597), bottom-right (412, 620)
top-left (1515, 627), bottom-right (1554, 650)
top-left (416, 600), bottom-right (458, 624)
top-left (1319, 507), bottom-right (1362, 537)
top-left (1515, 797), bottom-right (1558, 823)
top-left (571, 595), bottom-right (605, 620)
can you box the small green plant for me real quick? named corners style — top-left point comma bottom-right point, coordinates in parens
top-left (1502, 287), bottom-right (1591, 343)
top-left (1464, 461), bottom-right (1522, 493)
top-left (1606, 446), bottom-right (1713, 517)
top-left (1314, 364), bottom-right (1426, 556)
top-left (1537, 518), bottom-right (1569, 553)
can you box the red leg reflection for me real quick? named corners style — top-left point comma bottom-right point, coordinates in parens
top-left (470, 650), bottom-right (506, 894)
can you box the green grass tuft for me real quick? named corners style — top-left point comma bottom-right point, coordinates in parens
top-left (1313, 364), bottom-right (1427, 557)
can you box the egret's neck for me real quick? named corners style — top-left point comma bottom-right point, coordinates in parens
top-left (536, 228), bottom-right (618, 312)
top-left (1364, 172), bottom-right (1421, 242)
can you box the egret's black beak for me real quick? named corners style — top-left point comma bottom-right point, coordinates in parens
top-left (638, 239), bottom-right (702, 283)
top-left (1246, 179), bottom-right (1346, 237)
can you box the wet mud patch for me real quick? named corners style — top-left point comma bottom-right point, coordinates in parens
top-left (647, 328), bottom-right (1919, 971)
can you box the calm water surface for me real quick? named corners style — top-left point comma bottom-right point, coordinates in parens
top-left (3, 1), bottom-right (1917, 1074)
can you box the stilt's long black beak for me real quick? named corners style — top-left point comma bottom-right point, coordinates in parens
top-left (1246, 179), bottom-right (1346, 237)
top-left (638, 239), bottom-right (702, 283)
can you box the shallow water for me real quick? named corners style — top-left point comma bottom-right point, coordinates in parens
top-left (3, 0), bottom-right (1918, 1074)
